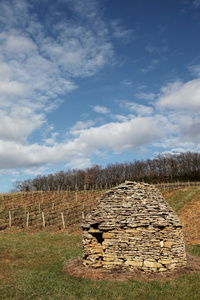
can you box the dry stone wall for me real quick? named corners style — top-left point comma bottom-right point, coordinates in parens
top-left (82, 181), bottom-right (186, 273)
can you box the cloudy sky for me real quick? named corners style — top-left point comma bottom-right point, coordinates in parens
top-left (1, 0), bottom-right (200, 192)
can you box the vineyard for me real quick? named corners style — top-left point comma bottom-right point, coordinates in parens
top-left (0, 182), bottom-right (200, 241)
top-left (0, 189), bottom-right (104, 231)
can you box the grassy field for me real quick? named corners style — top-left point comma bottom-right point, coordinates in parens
top-left (0, 231), bottom-right (200, 300)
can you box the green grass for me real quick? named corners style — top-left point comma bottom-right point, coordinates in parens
top-left (186, 244), bottom-right (200, 257)
top-left (0, 232), bottom-right (200, 300)
top-left (165, 187), bottom-right (200, 212)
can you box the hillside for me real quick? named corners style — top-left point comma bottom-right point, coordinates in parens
top-left (165, 187), bottom-right (200, 245)
top-left (0, 184), bottom-right (199, 245)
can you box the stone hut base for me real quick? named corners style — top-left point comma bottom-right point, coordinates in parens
top-left (65, 252), bottom-right (200, 282)
top-left (83, 225), bottom-right (186, 273)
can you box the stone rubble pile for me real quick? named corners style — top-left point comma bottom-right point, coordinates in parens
top-left (82, 181), bottom-right (186, 272)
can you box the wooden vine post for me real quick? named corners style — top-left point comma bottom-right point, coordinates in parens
top-left (9, 211), bottom-right (12, 227)
top-left (26, 212), bottom-right (30, 228)
top-left (61, 212), bottom-right (65, 229)
top-left (193, 208), bottom-right (198, 240)
top-left (42, 212), bottom-right (45, 228)
top-left (82, 211), bottom-right (85, 220)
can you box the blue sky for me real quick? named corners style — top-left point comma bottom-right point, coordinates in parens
top-left (1, 0), bottom-right (200, 192)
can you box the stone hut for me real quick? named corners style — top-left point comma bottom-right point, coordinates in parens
top-left (82, 181), bottom-right (186, 273)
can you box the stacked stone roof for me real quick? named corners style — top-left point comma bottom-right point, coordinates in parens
top-left (82, 181), bottom-right (182, 231)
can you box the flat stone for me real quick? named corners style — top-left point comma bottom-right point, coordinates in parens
top-left (88, 228), bottom-right (101, 233)
top-left (158, 259), bottom-right (173, 265)
top-left (143, 260), bottom-right (162, 268)
top-left (159, 267), bottom-right (167, 272)
top-left (164, 241), bottom-right (173, 248)
top-left (125, 260), bottom-right (143, 267)
top-left (89, 248), bottom-right (103, 254)
top-left (102, 232), bottom-right (116, 239)
top-left (91, 262), bottom-right (103, 268)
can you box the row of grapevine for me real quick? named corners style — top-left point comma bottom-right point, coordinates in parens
top-left (156, 181), bottom-right (200, 193)
top-left (0, 190), bottom-right (104, 231)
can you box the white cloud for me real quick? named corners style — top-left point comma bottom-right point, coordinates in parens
top-left (112, 114), bottom-right (134, 122)
top-left (120, 100), bottom-right (154, 116)
top-left (151, 106), bottom-right (200, 152)
top-left (0, 81), bottom-right (26, 95)
top-left (121, 79), bottom-right (132, 86)
top-left (180, 122), bottom-right (200, 142)
top-left (75, 117), bottom-right (162, 153)
top-left (177, 114), bottom-right (200, 143)
top-left (145, 41), bottom-right (168, 54)
top-left (0, 107), bottom-right (45, 143)
top-left (65, 157), bottom-right (92, 169)
top-left (0, 140), bottom-right (74, 169)
top-left (145, 45), bottom-right (159, 54)
top-left (70, 120), bottom-right (95, 135)
top-left (93, 105), bottom-right (110, 114)
top-left (111, 19), bottom-right (135, 43)
top-left (22, 166), bottom-right (48, 176)
top-left (136, 92), bottom-right (156, 101)
top-left (138, 59), bottom-right (159, 74)
top-left (0, 116), bottom-right (163, 169)
top-left (5, 35), bottom-right (37, 54)
top-left (157, 78), bottom-right (200, 111)
top-left (192, 0), bottom-right (200, 8)
top-left (44, 132), bottom-right (59, 146)
top-left (0, 169), bottom-right (19, 176)
top-left (188, 63), bottom-right (200, 77)
top-left (0, 62), bottom-right (12, 81)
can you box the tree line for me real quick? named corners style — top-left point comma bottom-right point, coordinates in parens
top-left (13, 151), bottom-right (200, 192)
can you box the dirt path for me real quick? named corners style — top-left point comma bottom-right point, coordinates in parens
top-left (178, 193), bottom-right (200, 245)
